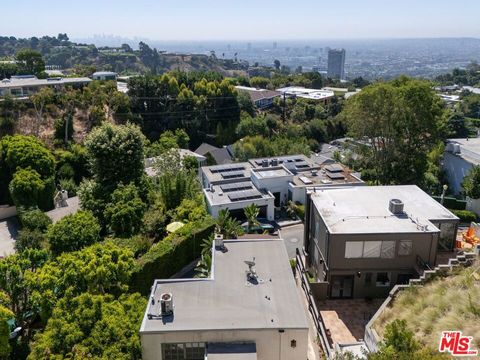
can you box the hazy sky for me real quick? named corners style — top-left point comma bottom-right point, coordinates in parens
top-left (1, 0), bottom-right (479, 40)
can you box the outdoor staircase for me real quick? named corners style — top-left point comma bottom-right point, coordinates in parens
top-left (409, 252), bottom-right (477, 286)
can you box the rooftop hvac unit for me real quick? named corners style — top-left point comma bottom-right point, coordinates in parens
top-left (389, 199), bottom-right (404, 214)
top-left (262, 159), bottom-right (269, 167)
top-left (160, 293), bottom-right (174, 316)
top-left (453, 144), bottom-right (461, 154)
top-left (271, 158), bottom-right (279, 166)
top-left (311, 170), bottom-right (318, 176)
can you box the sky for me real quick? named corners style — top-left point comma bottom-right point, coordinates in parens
top-left (1, 0), bottom-right (479, 41)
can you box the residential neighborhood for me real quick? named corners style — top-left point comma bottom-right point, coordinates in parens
top-left (0, 2), bottom-right (480, 360)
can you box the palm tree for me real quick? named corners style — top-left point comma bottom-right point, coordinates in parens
top-left (244, 203), bottom-right (260, 233)
top-left (215, 209), bottom-right (244, 238)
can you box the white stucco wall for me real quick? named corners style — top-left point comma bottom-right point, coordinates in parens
top-left (443, 152), bottom-right (474, 195)
top-left (207, 197), bottom-right (275, 221)
top-left (140, 328), bottom-right (308, 360)
top-left (252, 175), bottom-right (292, 207)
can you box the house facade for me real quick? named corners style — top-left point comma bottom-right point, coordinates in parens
top-left (304, 186), bottom-right (459, 299)
top-left (443, 138), bottom-right (480, 195)
top-left (0, 75), bottom-right (91, 97)
top-left (140, 239), bottom-right (309, 360)
top-left (200, 155), bottom-right (363, 220)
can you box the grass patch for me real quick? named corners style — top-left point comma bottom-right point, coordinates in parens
top-left (374, 260), bottom-right (480, 351)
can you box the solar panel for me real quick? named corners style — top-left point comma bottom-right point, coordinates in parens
top-left (221, 170), bottom-right (245, 179)
top-left (220, 182), bottom-right (253, 192)
top-left (295, 161), bottom-right (310, 169)
top-left (327, 172), bottom-right (345, 180)
top-left (325, 164), bottom-right (343, 173)
top-left (210, 164), bottom-right (245, 174)
top-left (227, 189), bottom-right (262, 202)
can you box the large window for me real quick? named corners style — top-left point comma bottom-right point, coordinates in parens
top-left (345, 241), bottom-right (395, 259)
top-left (376, 272), bottom-right (391, 287)
top-left (398, 240), bottom-right (413, 256)
top-left (162, 343), bottom-right (205, 360)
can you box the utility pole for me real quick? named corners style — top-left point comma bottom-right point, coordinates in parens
top-left (282, 92), bottom-right (286, 121)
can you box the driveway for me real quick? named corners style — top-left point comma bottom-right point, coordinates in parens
top-left (0, 217), bottom-right (19, 258)
top-left (278, 223), bottom-right (304, 259)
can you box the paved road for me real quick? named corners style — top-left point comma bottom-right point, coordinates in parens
top-left (279, 223), bottom-right (304, 259)
top-left (0, 217), bottom-right (19, 258)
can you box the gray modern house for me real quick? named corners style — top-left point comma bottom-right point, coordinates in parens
top-left (304, 186), bottom-right (459, 299)
top-left (140, 239), bottom-right (308, 360)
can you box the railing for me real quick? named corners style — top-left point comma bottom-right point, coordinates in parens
top-left (416, 254), bottom-right (432, 272)
top-left (295, 247), bottom-right (334, 359)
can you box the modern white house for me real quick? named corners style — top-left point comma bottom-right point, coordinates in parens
top-left (276, 86), bottom-right (335, 104)
top-left (443, 138), bottom-right (480, 195)
top-left (200, 155), bottom-right (363, 220)
top-left (0, 75), bottom-right (91, 97)
top-left (140, 238), bottom-right (309, 360)
top-left (92, 71), bottom-right (117, 81)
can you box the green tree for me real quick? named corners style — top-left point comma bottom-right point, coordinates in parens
top-left (15, 49), bottom-right (45, 75)
top-left (236, 112), bottom-right (269, 138)
top-left (9, 168), bottom-right (45, 208)
top-left (84, 123), bottom-right (146, 192)
top-left (27, 293), bottom-right (146, 360)
top-left (19, 208), bottom-right (52, 234)
top-left (104, 183), bottom-right (146, 238)
top-left (237, 90), bottom-right (256, 116)
top-left (244, 203), bottom-right (260, 233)
top-left (28, 242), bottom-right (135, 321)
top-left (0, 249), bottom-right (49, 331)
top-left (462, 165), bottom-right (480, 199)
top-left (30, 87), bottom-right (54, 135)
top-left (342, 77), bottom-right (446, 185)
top-left (215, 209), bottom-right (243, 239)
top-left (0, 305), bottom-right (14, 359)
top-left (46, 211), bottom-right (101, 256)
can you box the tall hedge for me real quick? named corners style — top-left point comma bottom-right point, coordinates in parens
top-left (129, 217), bottom-right (215, 295)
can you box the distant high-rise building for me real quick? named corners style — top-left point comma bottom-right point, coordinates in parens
top-left (247, 42), bottom-right (252, 51)
top-left (327, 48), bottom-right (346, 79)
top-left (273, 41), bottom-right (277, 50)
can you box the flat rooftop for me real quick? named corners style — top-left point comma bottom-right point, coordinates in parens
top-left (276, 86), bottom-right (335, 100)
top-left (447, 138), bottom-right (480, 165)
top-left (311, 186), bottom-right (458, 234)
top-left (202, 162), bottom-right (252, 184)
top-left (249, 154), bottom-right (315, 171)
top-left (0, 76), bottom-right (91, 88)
top-left (291, 165), bottom-right (363, 187)
top-left (140, 239), bottom-right (308, 333)
top-left (204, 181), bottom-right (273, 205)
top-left (253, 167), bottom-right (292, 179)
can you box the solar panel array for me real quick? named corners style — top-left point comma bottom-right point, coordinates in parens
top-left (221, 170), bottom-right (245, 179)
top-left (220, 182), bottom-right (253, 192)
top-left (327, 172), bottom-right (345, 180)
top-left (228, 189), bottom-right (263, 202)
top-left (210, 164), bottom-right (245, 174)
top-left (325, 164), bottom-right (343, 173)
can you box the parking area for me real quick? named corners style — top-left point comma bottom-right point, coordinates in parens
top-left (278, 223), bottom-right (304, 258)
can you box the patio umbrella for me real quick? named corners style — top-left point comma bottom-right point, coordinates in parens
top-left (166, 221), bottom-right (185, 233)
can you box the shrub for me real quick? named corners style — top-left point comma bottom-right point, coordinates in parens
top-left (18, 208), bottom-right (52, 232)
top-left (15, 229), bottom-right (44, 252)
top-left (451, 209), bottom-right (477, 223)
top-left (104, 183), bottom-right (146, 238)
top-left (9, 168), bottom-right (45, 208)
top-left (59, 178), bottom-right (77, 197)
top-left (130, 217), bottom-right (216, 295)
top-left (142, 203), bottom-right (167, 240)
top-left (46, 211), bottom-right (101, 256)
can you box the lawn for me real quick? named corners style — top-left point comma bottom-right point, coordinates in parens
top-left (374, 261), bottom-right (480, 351)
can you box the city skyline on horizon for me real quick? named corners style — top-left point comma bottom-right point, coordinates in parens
top-left (1, 0), bottom-right (479, 41)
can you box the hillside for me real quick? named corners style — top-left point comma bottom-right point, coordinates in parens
top-left (374, 261), bottom-right (480, 354)
top-left (0, 35), bottom-right (247, 76)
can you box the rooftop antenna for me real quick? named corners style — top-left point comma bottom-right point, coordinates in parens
top-left (245, 257), bottom-right (257, 281)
